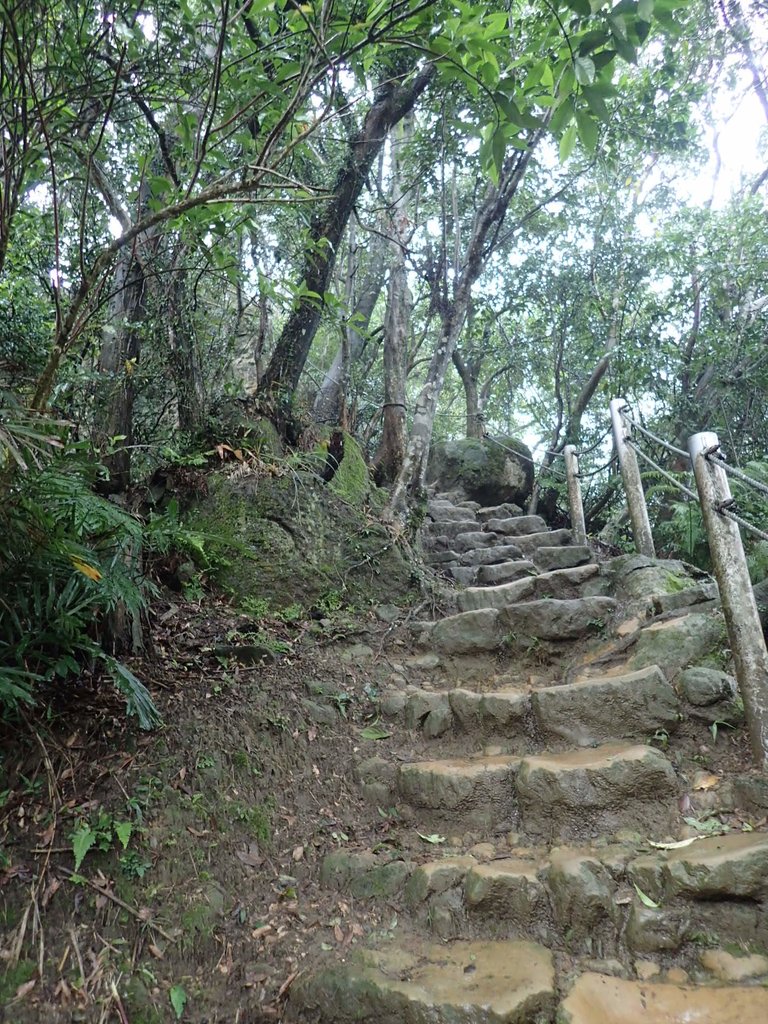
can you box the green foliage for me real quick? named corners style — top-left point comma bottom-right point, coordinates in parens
top-left (70, 809), bottom-right (135, 871)
top-left (0, 455), bottom-right (160, 727)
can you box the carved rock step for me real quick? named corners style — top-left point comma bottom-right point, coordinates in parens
top-left (290, 937), bottom-right (556, 1024)
top-left (476, 560), bottom-right (538, 585)
top-left (531, 665), bottom-right (680, 746)
top-left (513, 528), bottom-right (572, 555)
top-left (428, 597), bottom-right (617, 654)
top-left (386, 665), bottom-right (679, 748)
top-left (483, 514), bottom-right (547, 536)
top-left (458, 564), bottom-right (600, 612)
top-left (397, 755), bottom-right (520, 829)
top-left (395, 743), bottom-right (678, 838)
top-left (533, 545), bottom-right (593, 572)
top-left (517, 743), bottom-right (679, 841)
top-left (560, 973), bottom-right (768, 1024)
top-left (326, 833), bottom-right (768, 957)
top-left (459, 543), bottom-right (524, 567)
top-left (422, 518), bottom-right (479, 541)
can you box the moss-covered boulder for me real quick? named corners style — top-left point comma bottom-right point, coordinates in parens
top-left (187, 446), bottom-right (414, 612)
top-left (426, 436), bottom-right (533, 506)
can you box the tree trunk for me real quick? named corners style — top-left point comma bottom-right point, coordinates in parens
top-left (167, 258), bottom-right (206, 436)
top-left (452, 347), bottom-right (483, 438)
top-left (313, 231), bottom-right (386, 425)
top-left (256, 64), bottom-right (434, 424)
top-left (95, 248), bottom-right (148, 492)
top-left (374, 118), bottom-right (413, 482)
top-left (386, 143), bottom-right (540, 515)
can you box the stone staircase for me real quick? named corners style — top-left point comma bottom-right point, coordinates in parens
top-left (288, 495), bottom-right (768, 1023)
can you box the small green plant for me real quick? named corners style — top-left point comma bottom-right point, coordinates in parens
top-left (650, 728), bottom-right (670, 750)
top-left (70, 809), bottom-right (135, 870)
top-left (119, 851), bottom-right (152, 878)
top-left (232, 801), bottom-right (273, 844)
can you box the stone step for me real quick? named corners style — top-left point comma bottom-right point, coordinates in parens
top-left (560, 972), bottom-right (768, 1024)
top-left (477, 502), bottom-right (525, 522)
top-left (290, 937), bottom-right (556, 1024)
top-left (459, 543), bottom-right (524, 566)
top-left (517, 743), bottom-right (679, 841)
top-left (531, 665), bottom-right (680, 746)
top-left (476, 559), bottom-right (537, 585)
top-left (484, 514), bottom-right (547, 536)
top-left (398, 831), bottom-right (768, 956)
top-left (503, 596), bottom-right (617, 641)
top-left (513, 528), bottom-right (572, 555)
top-left (423, 518), bottom-right (478, 539)
top-left (453, 530), bottom-right (499, 552)
top-left (397, 754), bottom-right (520, 829)
top-left (447, 565), bottom-right (478, 585)
top-left (533, 545), bottom-right (593, 572)
top-left (388, 665), bottom-right (679, 747)
top-left (458, 564), bottom-right (600, 612)
top-left (427, 500), bottom-right (478, 521)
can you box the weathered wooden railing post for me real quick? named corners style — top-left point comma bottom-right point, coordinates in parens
top-left (564, 445), bottom-right (587, 546)
top-left (689, 431), bottom-right (768, 768)
top-left (609, 398), bottom-right (655, 557)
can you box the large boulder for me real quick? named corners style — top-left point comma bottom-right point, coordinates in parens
top-left (186, 437), bottom-right (414, 611)
top-left (427, 436), bottom-right (534, 507)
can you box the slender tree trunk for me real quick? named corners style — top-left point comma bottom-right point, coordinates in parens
top-left (374, 118), bottom-right (413, 482)
top-left (256, 64), bottom-right (434, 425)
top-left (313, 244), bottom-right (386, 424)
top-left (95, 249), bottom-right (148, 492)
top-left (167, 255), bottom-right (206, 435)
top-left (386, 143), bottom-right (540, 515)
top-left (452, 347), bottom-right (483, 438)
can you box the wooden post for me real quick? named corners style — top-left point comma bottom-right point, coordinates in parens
top-left (609, 398), bottom-right (655, 557)
top-left (689, 431), bottom-right (768, 768)
top-left (564, 445), bottom-right (587, 546)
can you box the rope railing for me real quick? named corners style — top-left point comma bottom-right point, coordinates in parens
top-left (624, 436), bottom-right (698, 502)
top-left (607, 399), bottom-right (768, 770)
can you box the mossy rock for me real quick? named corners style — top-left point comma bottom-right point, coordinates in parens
top-left (426, 436), bottom-right (534, 506)
top-left (187, 467), bottom-right (414, 611)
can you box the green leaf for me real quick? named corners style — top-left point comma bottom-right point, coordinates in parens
top-left (559, 123), bottom-right (578, 162)
top-left (417, 833), bottom-right (446, 844)
top-left (550, 97), bottom-right (575, 136)
top-left (639, 0), bottom-right (654, 21)
top-left (114, 820), bottom-right (133, 849)
top-left (574, 55), bottom-right (596, 86)
top-left (360, 725), bottom-right (391, 740)
top-left (575, 109), bottom-right (599, 152)
top-left (565, 0), bottom-right (591, 14)
top-left (72, 825), bottom-right (96, 871)
top-left (582, 86), bottom-right (610, 120)
top-left (106, 658), bottom-right (162, 731)
top-left (170, 984), bottom-right (187, 1020)
top-left (633, 884), bottom-right (660, 909)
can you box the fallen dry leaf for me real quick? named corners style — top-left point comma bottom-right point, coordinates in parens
top-left (333, 924), bottom-right (344, 942)
top-left (186, 826), bottom-right (210, 838)
top-left (148, 944), bottom-right (164, 960)
top-left (236, 844), bottom-right (263, 868)
top-left (14, 979), bottom-right (36, 1001)
top-left (692, 771), bottom-right (720, 791)
top-left (292, 845), bottom-right (304, 862)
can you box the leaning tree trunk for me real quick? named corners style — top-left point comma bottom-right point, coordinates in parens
top-left (256, 64), bottom-right (434, 428)
top-left (386, 142), bottom-right (540, 516)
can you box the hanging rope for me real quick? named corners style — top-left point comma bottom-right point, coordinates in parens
top-left (620, 410), bottom-right (690, 461)
top-left (577, 452), bottom-right (617, 479)
top-left (709, 451), bottom-right (768, 499)
top-left (625, 437), bottom-right (698, 501)
top-left (717, 505), bottom-right (768, 544)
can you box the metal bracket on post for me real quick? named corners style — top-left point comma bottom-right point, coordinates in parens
top-left (689, 431), bottom-right (768, 769)
top-left (609, 398), bottom-right (655, 557)
top-left (564, 445), bottom-right (587, 546)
